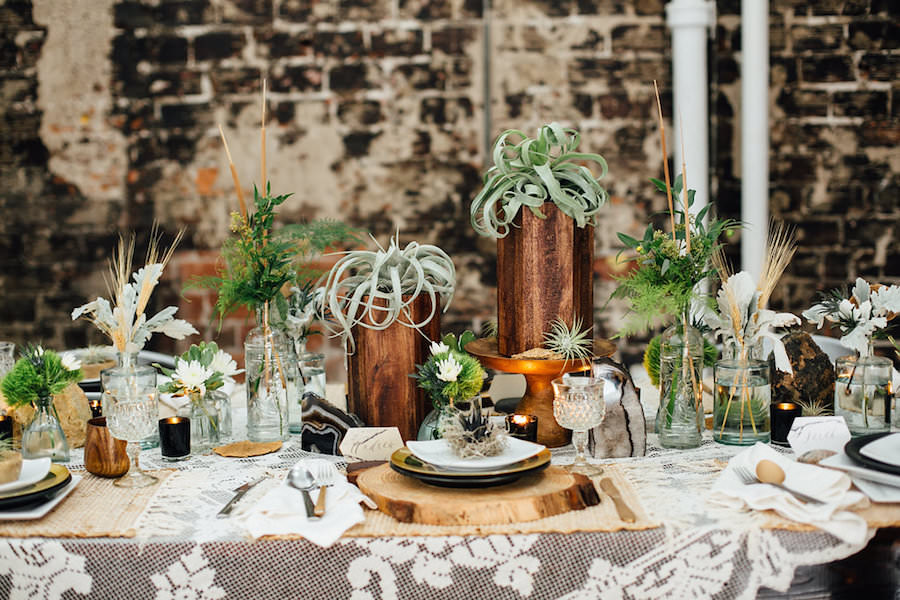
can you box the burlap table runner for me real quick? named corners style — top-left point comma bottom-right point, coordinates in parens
top-left (0, 470), bottom-right (172, 538)
top-left (341, 463), bottom-right (659, 538)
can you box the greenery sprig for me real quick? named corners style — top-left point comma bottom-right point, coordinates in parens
top-left (1, 345), bottom-right (83, 407)
top-left (193, 183), bottom-right (361, 324)
top-left (470, 123), bottom-right (609, 238)
top-left (612, 175), bottom-right (739, 336)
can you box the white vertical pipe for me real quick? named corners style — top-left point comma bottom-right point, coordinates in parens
top-left (740, 0), bottom-right (769, 280)
top-left (666, 0), bottom-right (715, 220)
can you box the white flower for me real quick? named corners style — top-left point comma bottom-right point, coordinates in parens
top-left (430, 341), bottom-right (450, 356)
top-left (209, 350), bottom-right (242, 380)
top-left (173, 360), bottom-right (213, 394)
top-left (60, 354), bottom-right (82, 372)
top-left (436, 355), bottom-right (462, 382)
top-left (35, 346), bottom-right (44, 357)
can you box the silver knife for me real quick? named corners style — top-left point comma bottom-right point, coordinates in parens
top-left (217, 476), bottom-right (266, 518)
top-left (599, 477), bottom-right (636, 523)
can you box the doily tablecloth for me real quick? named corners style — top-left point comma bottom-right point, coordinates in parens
top-left (0, 405), bottom-right (889, 600)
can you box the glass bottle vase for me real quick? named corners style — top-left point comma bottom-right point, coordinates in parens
top-left (21, 394), bottom-right (70, 462)
top-left (834, 354), bottom-right (892, 435)
top-left (655, 320), bottom-right (704, 449)
top-left (245, 306), bottom-right (296, 442)
top-left (179, 391), bottom-right (223, 453)
top-left (713, 358), bottom-right (771, 445)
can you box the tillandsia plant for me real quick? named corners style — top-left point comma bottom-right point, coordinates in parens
top-left (157, 342), bottom-right (242, 432)
top-left (318, 234), bottom-right (456, 352)
top-left (542, 316), bottom-right (593, 361)
top-left (803, 278), bottom-right (900, 358)
top-left (470, 123), bottom-right (609, 238)
top-left (72, 227), bottom-right (197, 354)
top-left (276, 282), bottom-right (324, 359)
top-left (1, 345), bottom-right (83, 408)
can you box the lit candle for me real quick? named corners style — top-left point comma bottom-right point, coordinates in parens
top-left (89, 398), bottom-right (103, 419)
top-left (159, 417), bottom-right (190, 461)
top-left (506, 414), bottom-right (538, 442)
top-left (771, 402), bottom-right (802, 445)
top-left (0, 414), bottom-right (12, 441)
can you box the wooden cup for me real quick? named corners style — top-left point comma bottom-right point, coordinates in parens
top-left (84, 417), bottom-right (129, 478)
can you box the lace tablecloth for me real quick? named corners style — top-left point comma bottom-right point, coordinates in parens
top-left (0, 404), bottom-right (889, 600)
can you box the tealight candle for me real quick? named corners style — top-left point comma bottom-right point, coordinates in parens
top-left (89, 398), bottom-right (103, 419)
top-left (159, 417), bottom-right (190, 461)
top-left (771, 402), bottom-right (802, 446)
top-left (506, 414), bottom-right (538, 442)
top-left (0, 414), bottom-right (12, 441)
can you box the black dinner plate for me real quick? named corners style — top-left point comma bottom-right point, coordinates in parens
top-left (0, 464), bottom-right (72, 510)
top-left (389, 447), bottom-right (551, 488)
top-left (844, 432), bottom-right (900, 476)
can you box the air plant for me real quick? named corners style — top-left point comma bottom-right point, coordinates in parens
top-left (318, 234), bottom-right (456, 352)
top-left (542, 316), bottom-right (593, 361)
top-left (72, 228), bottom-right (197, 354)
top-left (470, 123), bottom-right (609, 239)
top-left (703, 225), bottom-right (801, 442)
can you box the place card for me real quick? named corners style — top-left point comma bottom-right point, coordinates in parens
top-left (786, 416), bottom-right (851, 455)
top-left (340, 427), bottom-right (404, 461)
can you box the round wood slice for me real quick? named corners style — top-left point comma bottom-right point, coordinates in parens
top-left (357, 464), bottom-right (600, 525)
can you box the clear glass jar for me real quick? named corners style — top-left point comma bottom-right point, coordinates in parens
top-left (179, 390), bottom-right (223, 453)
top-left (656, 320), bottom-right (704, 449)
top-left (245, 307), bottom-right (297, 442)
top-left (290, 352), bottom-right (325, 433)
top-left (834, 354), bottom-right (892, 435)
top-left (713, 359), bottom-right (771, 445)
top-left (21, 394), bottom-right (70, 462)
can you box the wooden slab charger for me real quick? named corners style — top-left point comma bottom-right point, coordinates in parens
top-left (357, 463), bottom-right (600, 526)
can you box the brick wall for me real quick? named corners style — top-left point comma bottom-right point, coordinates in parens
top-left (0, 0), bottom-right (897, 375)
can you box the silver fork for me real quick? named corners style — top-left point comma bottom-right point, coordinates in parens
top-left (732, 463), bottom-right (824, 505)
top-left (310, 461), bottom-right (341, 518)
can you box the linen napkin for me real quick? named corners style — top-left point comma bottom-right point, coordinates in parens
top-left (710, 443), bottom-right (869, 544)
top-left (236, 459), bottom-right (376, 547)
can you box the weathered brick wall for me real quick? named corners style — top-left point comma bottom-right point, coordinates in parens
top-left (0, 0), bottom-right (897, 374)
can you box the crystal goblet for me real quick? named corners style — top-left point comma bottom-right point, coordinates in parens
top-left (552, 376), bottom-right (607, 474)
top-left (102, 365), bottom-right (159, 488)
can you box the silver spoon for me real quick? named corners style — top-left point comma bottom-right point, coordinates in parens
top-left (287, 465), bottom-right (318, 519)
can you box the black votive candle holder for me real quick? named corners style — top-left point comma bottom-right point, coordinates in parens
top-left (506, 414), bottom-right (538, 442)
top-left (0, 415), bottom-right (12, 441)
top-left (771, 402), bottom-right (802, 446)
top-left (159, 417), bottom-right (190, 461)
top-left (89, 398), bottom-right (103, 419)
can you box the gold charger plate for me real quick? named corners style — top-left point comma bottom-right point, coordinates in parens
top-left (0, 464), bottom-right (72, 509)
top-left (390, 447), bottom-right (552, 488)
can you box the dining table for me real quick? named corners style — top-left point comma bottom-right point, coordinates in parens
top-left (0, 392), bottom-right (897, 600)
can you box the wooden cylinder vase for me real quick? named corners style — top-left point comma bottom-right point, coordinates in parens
top-left (346, 295), bottom-right (441, 442)
top-left (496, 202), bottom-right (594, 356)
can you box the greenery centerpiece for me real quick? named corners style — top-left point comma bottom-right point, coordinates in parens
top-left (1, 345), bottom-right (83, 462)
top-left (470, 123), bottom-right (609, 356)
top-left (703, 227), bottom-right (800, 444)
top-left (317, 233), bottom-right (456, 440)
top-left (804, 278), bottom-right (900, 433)
top-left (157, 342), bottom-right (241, 451)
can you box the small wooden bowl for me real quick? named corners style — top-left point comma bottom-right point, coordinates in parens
top-left (84, 417), bottom-right (129, 478)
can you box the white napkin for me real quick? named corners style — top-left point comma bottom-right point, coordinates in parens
top-left (710, 443), bottom-right (870, 544)
top-left (236, 460), bottom-right (376, 547)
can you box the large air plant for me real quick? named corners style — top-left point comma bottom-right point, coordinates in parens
top-left (470, 123), bottom-right (609, 238)
top-left (318, 235), bottom-right (456, 351)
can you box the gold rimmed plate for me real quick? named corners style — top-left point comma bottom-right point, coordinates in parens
top-left (0, 464), bottom-right (72, 510)
top-left (390, 447), bottom-right (552, 488)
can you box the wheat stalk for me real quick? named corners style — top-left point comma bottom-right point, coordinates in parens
top-left (757, 222), bottom-right (796, 310)
top-left (653, 81), bottom-right (677, 242)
